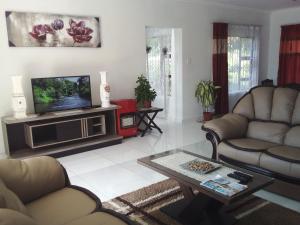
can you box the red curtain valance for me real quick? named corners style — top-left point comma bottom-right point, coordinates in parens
top-left (280, 40), bottom-right (300, 54)
top-left (213, 23), bottom-right (228, 39)
top-left (278, 24), bottom-right (300, 86)
top-left (281, 24), bottom-right (300, 41)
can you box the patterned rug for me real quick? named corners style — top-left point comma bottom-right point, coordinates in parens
top-left (103, 179), bottom-right (300, 225)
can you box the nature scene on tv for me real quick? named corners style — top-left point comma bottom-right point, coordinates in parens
top-left (32, 76), bottom-right (91, 113)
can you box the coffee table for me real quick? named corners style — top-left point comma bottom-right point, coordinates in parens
top-left (138, 149), bottom-right (273, 225)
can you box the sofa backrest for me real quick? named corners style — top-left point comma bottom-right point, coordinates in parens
top-left (233, 86), bottom-right (300, 125)
top-left (0, 156), bottom-right (67, 204)
top-left (233, 86), bottom-right (300, 146)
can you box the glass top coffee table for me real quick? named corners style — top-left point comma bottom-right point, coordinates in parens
top-left (138, 149), bottom-right (273, 225)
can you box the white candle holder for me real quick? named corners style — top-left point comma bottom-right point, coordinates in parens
top-left (11, 75), bottom-right (27, 118)
top-left (100, 71), bottom-right (111, 108)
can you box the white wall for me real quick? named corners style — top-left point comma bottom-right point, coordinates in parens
top-left (268, 6), bottom-right (300, 83)
top-left (0, 0), bottom-right (270, 154)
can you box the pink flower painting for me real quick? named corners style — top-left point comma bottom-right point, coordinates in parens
top-left (29, 24), bottom-right (54, 41)
top-left (6, 11), bottom-right (101, 47)
top-left (67, 19), bottom-right (93, 44)
top-left (51, 19), bottom-right (64, 31)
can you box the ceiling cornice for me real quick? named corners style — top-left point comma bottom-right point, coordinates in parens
top-left (161, 0), bottom-right (273, 13)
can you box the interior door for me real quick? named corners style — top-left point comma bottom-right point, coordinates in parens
top-left (146, 28), bottom-right (173, 118)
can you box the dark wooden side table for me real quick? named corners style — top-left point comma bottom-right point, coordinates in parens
top-left (136, 107), bottom-right (163, 137)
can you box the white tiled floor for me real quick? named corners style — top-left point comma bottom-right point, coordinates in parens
top-left (58, 119), bottom-right (300, 213)
top-left (58, 119), bottom-right (209, 201)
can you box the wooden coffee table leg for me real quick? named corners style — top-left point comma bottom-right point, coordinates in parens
top-left (179, 183), bottom-right (195, 201)
top-left (160, 183), bottom-right (237, 225)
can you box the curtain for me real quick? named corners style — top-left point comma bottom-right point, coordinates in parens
top-left (278, 24), bottom-right (300, 86)
top-left (227, 24), bottom-right (260, 111)
top-left (145, 27), bottom-right (173, 118)
top-left (213, 23), bottom-right (229, 114)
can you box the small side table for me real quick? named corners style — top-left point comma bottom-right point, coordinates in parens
top-left (136, 107), bottom-right (163, 137)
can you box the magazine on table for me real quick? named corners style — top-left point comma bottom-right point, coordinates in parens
top-left (200, 175), bottom-right (247, 197)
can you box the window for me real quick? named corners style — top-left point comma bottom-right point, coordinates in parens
top-left (228, 25), bottom-right (260, 93)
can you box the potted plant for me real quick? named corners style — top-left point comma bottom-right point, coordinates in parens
top-left (195, 80), bottom-right (220, 121)
top-left (135, 74), bottom-right (157, 108)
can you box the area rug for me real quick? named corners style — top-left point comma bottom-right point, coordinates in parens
top-left (103, 179), bottom-right (300, 225)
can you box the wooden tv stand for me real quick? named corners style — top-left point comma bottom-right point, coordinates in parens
top-left (2, 106), bottom-right (123, 159)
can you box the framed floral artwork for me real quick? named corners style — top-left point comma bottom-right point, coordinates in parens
top-left (5, 11), bottom-right (101, 48)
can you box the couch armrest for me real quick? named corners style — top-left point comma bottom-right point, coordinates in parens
top-left (0, 156), bottom-right (67, 204)
top-left (202, 113), bottom-right (248, 142)
top-left (0, 209), bottom-right (39, 225)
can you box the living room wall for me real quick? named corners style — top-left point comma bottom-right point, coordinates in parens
top-left (0, 0), bottom-right (270, 155)
top-left (267, 6), bottom-right (300, 84)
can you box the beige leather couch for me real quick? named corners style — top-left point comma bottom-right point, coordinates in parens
top-left (203, 86), bottom-right (300, 183)
top-left (0, 156), bottom-right (135, 225)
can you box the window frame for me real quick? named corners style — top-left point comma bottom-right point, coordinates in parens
top-left (228, 36), bottom-right (257, 93)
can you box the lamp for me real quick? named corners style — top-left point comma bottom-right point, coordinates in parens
top-left (11, 75), bottom-right (27, 118)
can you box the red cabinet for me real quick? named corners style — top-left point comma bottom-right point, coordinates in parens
top-left (111, 99), bottom-right (137, 137)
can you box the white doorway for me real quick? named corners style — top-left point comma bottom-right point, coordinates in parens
top-left (145, 27), bottom-right (182, 122)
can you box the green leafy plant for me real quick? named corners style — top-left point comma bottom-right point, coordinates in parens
top-left (135, 74), bottom-right (157, 105)
top-left (195, 80), bottom-right (220, 112)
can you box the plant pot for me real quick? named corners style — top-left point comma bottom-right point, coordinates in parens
top-left (203, 112), bottom-right (213, 121)
top-left (143, 100), bottom-right (151, 108)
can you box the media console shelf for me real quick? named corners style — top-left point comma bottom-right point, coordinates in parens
top-left (2, 106), bottom-right (122, 159)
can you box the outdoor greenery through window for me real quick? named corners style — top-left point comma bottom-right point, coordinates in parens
top-left (228, 25), bottom-right (260, 93)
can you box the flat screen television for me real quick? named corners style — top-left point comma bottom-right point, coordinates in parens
top-left (31, 75), bottom-right (92, 114)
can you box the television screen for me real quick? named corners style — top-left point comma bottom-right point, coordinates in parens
top-left (31, 75), bottom-right (92, 114)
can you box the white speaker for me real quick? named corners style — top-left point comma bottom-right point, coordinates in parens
top-left (11, 75), bottom-right (27, 118)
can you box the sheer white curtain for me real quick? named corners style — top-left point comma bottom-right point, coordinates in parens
top-left (146, 27), bottom-right (172, 98)
top-left (146, 27), bottom-right (172, 118)
top-left (228, 24), bottom-right (260, 111)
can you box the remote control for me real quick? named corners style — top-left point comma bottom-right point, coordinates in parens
top-left (227, 173), bottom-right (249, 185)
top-left (234, 171), bottom-right (253, 180)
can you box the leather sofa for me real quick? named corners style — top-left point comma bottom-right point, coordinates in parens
top-left (202, 86), bottom-right (300, 183)
top-left (0, 156), bottom-right (135, 225)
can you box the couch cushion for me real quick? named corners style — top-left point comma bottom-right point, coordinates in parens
top-left (271, 88), bottom-right (298, 123)
top-left (0, 156), bottom-right (66, 204)
top-left (247, 121), bottom-right (289, 144)
top-left (265, 145), bottom-right (300, 163)
top-left (284, 126), bottom-right (300, 148)
top-left (224, 138), bottom-right (278, 151)
top-left (0, 179), bottom-right (29, 215)
top-left (233, 93), bottom-right (254, 119)
top-left (0, 208), bottom-right (39, 225)
top-left (26, 187), bottom-right (97, 225)
top-left (66, 211), bottom-right (128, 225)
top-left (251, 87), bottom-right (274, 120)
top-left (218, 139), bottom-right (277, 166)
top-left (260, 146), bottom-right (300, 178)
top-left (292, 94), bottom-right (300, 125)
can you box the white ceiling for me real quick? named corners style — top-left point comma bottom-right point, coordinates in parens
top-left (192, 0), bottom-right (300, 11)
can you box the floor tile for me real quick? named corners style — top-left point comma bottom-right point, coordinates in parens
top-left (59, 119), bottom-right (300, 212)
top-left (65, 156), bottom-right (115, 175)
